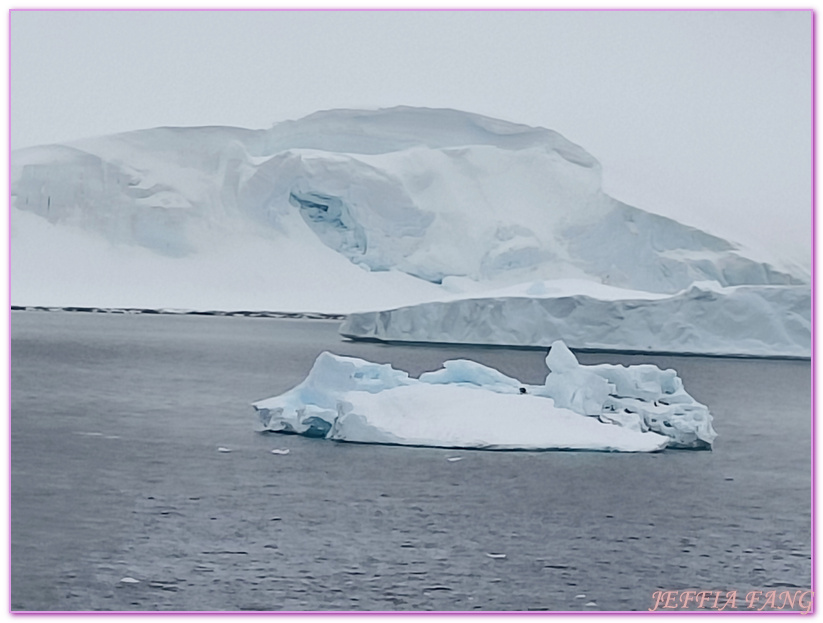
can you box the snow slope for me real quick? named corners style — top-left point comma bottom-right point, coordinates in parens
top-left (340, 279), bottom-right (812, 358)
top-left (11, 107), bottom-right (806, 314)
top-left (254, 343), bottom-right (715, 451)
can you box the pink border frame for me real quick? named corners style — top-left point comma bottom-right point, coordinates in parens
top-left (812, 6), bottom-right (818, 618)
top-left (5, 6), bottom-right (817, 616)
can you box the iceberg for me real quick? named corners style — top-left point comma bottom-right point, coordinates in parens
top-left (340, 279), bottom-right (811, 358)
top-left (11, 107), bottom-right (806, 314)
top-left (253, 342), bottom-right (716, 452)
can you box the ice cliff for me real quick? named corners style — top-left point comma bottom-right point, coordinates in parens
top-left (340, 279), bottom-right (811, 358)
top-left (11, 107), bottom-right (806, 315)
top-left (254, 342), bottom-right (715, 452)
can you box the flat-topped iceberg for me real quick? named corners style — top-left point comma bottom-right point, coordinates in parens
top-left (253, 342), bottom-right (716, 452)
top-left (340, 279), bottom-right (811, 358)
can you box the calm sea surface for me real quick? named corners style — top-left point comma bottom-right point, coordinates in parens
top-left (10, 311), bottom-right (812, 611)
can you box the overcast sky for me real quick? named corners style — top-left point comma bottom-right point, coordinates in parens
top-left (10, 9), bottom-right (812, 267)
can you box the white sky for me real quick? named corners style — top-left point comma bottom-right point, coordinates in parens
top-left (9, 9), bottom-right (813, 267)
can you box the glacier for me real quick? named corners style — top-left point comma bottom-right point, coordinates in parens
top-left (12, 108), bottom-right (805, 307)
top-left (253, 341), bottom-right (715, 452)
top-left (11, 106), bottom-right (809, 357)
top-left (340, 279), bottom-right (811, 358)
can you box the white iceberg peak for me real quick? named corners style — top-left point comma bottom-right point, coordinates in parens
top-left (546, 340), bottom-right (580, 373)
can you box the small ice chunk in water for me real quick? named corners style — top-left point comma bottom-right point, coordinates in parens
top-left (447, 456), bottom-right (463, 462)
top-left (217, 447), bottom-right (232, 453)
top-left (119, 577), bottom-right (140, 584)
top-left (270, 448), bottom-right (290, 455)
top-left (485, 553), bottom-right (507, 559)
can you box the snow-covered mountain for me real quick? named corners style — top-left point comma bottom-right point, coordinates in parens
top-left (11, 107), bottom-right (806, 315)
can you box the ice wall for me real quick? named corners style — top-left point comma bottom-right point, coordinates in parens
top-left (340, 280), bottom-right (811, 358)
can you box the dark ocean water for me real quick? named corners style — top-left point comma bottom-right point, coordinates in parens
top-left (10, 311), bottom-right (812, 611)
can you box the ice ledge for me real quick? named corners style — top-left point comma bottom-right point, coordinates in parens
top-left (340, 280), bottom-right (811, 359)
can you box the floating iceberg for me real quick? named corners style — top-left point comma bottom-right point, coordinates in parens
top-left (253, 342), bottom-right (716, 452)
top-left (340, 279), bottom-right (811, 358)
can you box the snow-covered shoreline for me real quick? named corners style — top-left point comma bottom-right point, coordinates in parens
top-left (11, 305), bottom-right (346, 320)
